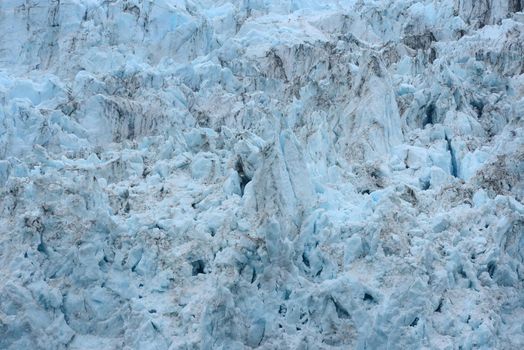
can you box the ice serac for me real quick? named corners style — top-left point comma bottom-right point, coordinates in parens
top-left (455, 0), bottom-right (523, 28)
top-left (0, 0), bottom-right (523, 349)
top-left (339, 52), bottom-right (403, 162)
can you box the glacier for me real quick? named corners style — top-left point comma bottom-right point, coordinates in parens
top-left (0, 0), bottom-right (523, 349)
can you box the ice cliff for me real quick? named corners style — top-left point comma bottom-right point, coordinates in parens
top-left (0, 0), bottom-right (523, 349)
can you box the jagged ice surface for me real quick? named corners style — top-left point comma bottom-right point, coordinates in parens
top-left (0, 0), bottom-right (523, 349)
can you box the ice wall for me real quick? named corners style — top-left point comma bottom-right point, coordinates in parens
top-left (0, 0), bottom-right (523, 349)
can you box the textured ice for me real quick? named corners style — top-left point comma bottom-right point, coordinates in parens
top-left (0, 0), bottom-right (523, 349)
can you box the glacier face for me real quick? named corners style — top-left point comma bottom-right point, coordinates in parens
top-left (0, 0), bottom-right (523, 349)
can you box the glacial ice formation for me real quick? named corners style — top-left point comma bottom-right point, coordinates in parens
top-left (0, 0), bottom-right (523, 349)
